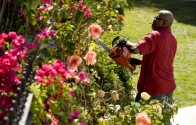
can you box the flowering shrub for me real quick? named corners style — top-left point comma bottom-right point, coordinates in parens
top-left (124, 92), bottom-right (178, 125)
top-left (29, 59), bottom-right (89, 124)
top-left (0, 32), bottom-right (37, 124)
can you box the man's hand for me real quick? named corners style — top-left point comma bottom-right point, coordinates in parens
top-left (129, 57), bottom-right (141, 66)
top-left (118, 37), bottom-right (128, 47)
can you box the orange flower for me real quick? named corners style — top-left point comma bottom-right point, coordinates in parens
top-left (68, 55), bottom-right (82, 71)
top-left (119, 15), bottom-right (124, 21)
top-left (136, 111), bottom-right (151, 125)
top-left (88, 24), bottom-right (103, 39)
top-left (84, 50), bottom-right (97, 66)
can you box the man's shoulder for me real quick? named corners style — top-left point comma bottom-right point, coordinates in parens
top-left (145, 31), bottom-right (160, 39)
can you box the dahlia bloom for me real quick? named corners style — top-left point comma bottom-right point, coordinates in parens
top-left (88, 24), bottom-right (103, 39)
top-left (84, 50), bottom-right (97, 66)
top-left (136, 111), bottom-right (151, 125)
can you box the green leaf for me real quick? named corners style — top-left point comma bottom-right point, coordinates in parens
top-left (30, 17), bottom-right (37, 25)
top-left (31, 0), bottom-right (39, 10)
top-left (58, 111), bottom-right (65, 117)
top-left (23, 2), bottom-right (31, 10)
top-left (39, 43), bottom-right (48, 49)
top-left (64, 23), bottom-right (74, 31)
top-left (38, 97), bottom-right (43, 105)
top-left (60, 9), bottom-right (67, 18)
top-left (3, 42), bottom-right (10, 50)
top-left (40, 48), bottom-right (50, 58)
top-left (17, 26), bottom-right (25, 34)
top-left (52, 10), bottom-right (59, 21)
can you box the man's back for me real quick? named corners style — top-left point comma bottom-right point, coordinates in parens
top-left (137, 27), bottom-right (177, 94)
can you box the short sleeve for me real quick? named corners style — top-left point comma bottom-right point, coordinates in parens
top-left (136, 32), bottom-right (158, 55)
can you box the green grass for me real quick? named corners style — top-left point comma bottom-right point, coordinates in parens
top-left (121, 0), bottom-right (196, 108)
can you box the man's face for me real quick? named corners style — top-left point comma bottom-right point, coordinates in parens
top-left (151, 13), bottom-right (167, 30)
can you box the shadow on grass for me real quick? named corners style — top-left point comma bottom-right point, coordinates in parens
top-left (134, 0), bottom-right (196, 26)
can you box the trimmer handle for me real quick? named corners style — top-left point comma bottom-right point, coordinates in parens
top-left (112, 36), bottom-right (121, 46)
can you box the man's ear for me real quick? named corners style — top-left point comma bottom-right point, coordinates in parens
top-left (162, 21), bottom-right (167, 26)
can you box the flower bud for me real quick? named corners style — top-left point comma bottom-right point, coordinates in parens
top-left (96, 89), bottom-right (105, 98)
top-left (111, 90), bottom-right (119, 101)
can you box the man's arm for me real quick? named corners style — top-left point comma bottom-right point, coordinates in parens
top-left (125, 41), bottom-right (140, 54)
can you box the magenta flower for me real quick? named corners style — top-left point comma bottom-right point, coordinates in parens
top-left (0, 38), bottom-right (5, 48)
top-left (18, 9), bottom-right (24, 15)
top-left (0, 33), bottom-right (8, 40)
top-left (78, 71), bottom-right (86, 81)
top-left (42, 0), bottom-right (51, 4)
top-left (79, 121), bottom-right (86, 125)
top-left (85, 10), bottom-right (92, 18)
top-left (73, 110), bottom-right (80, 117)
top-left (42, 28), bottom-right (50, 37)
top-left (49, 30), bottom-right (56, 36)
top-left (36, 33), bottom-right (44, 40)
top-left (8, 32), bottom-right (17, 39)
top-left (26, 44), bottom-right (33, 50)
top-left (70, 90), bottom-right (75, 98)
top-left (33, 42), bottom-right (39, 49)
top-left (68, 115), bottom-right (75, 122)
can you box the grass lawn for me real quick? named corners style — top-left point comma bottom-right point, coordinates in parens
top-left (121, 0), bottom-right (196, 108)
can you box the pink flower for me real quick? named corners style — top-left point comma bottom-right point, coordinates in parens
top-left (88, 24), bottom-right (103, 39)
top-left (18, 9), bottom-right (24, 15)
top-left (78, 121), bottom-right (86, 125)
top-left (78, 71), bottom-right (90, 84)
top-left (68, 55), bottom-right (82, 71)
top-left (8, 32), bottom-right (17, 39)
top-left (68, 115), bottom-right (75, 122)
top-left (36, 33), bottom-right (44, 40)
top-left (42, 0), bottom-right (51, 4)
top-left (84, 50), bottom-right (97, 66)
top-left (70, 90), bottom-right (75, 98)
top-left (51, 114), bottom-right (59, 125)
top-left (136, 111), bottom-right (151, 125)
top-left (0, 33), bottom-right (8, 40)
top-left (85, 10), bottom-right (92, 18)
top-left (0, 38), bottom-right (4, 48)
top-left (42, 28), bottom-right (50, 37)
top-left (33, 42), bottom-right (39, 49)
top-left (49, 30), bottom-right (56, 36)
top-left (73, 110), bottom-right (80, 117)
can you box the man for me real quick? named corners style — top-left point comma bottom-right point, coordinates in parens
top-left (119, 10), bottom-right (177, 103)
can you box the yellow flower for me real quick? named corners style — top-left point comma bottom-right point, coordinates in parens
top-left (141, 92), bottom-right (151, 100)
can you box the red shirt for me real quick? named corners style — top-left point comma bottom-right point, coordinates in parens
top-left (136, 28), bottom-right (177, 94)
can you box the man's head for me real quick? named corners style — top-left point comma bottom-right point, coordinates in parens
top-left (151, 10), bottom-right (174, 30)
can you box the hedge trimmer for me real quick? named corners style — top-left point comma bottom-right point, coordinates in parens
top-left (96, 36), bottom-right (141, 71)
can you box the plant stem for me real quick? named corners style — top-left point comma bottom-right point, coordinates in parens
top-left (0, 0), bottom-right (7, 31)
top-left (9, 2), bottom-right (17, 32)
